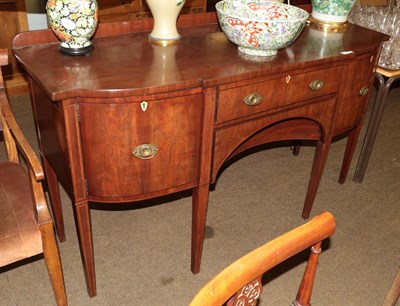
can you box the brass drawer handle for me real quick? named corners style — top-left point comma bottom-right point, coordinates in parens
top-left (359, 86), bottom-right (369, 96)
top-left (132, 144), bottom-right (158, 160)
top-left (309, 80), bottom-right (324, 91)
top-left (243, 93), bottom-right (263, 106)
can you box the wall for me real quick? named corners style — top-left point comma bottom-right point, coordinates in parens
top-left (25, 0), bottom-right (47, 30)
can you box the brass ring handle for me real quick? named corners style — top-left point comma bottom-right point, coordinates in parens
top-left (132, 144), bottom-right (158, 160)
top-left (243, 93), bottom-right (263, 106)
top-left (359, 86), bottom-right (369, 96)
top-left (309, 80), bottom-right (324, 91)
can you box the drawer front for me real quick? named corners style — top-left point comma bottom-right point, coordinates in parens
top-left (216, 66), bottom-right (342, 124)
top-left (286, 66), bottom-right (342, 103)
top-left (217, 77), bottom-right (286, 124)
top-left (79, 93), bottom-right (202, 199)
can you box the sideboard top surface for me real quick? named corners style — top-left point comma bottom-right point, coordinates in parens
top-left (13, 13), bottom-right (387, 100)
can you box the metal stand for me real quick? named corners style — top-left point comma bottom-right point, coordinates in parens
top-left (353, 67), bottom-right (400, 183)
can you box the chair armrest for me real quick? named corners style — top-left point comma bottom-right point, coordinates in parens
top-left (0, 88), bottom-right (52, 225)
top-left (0, 89), bottom-right (44, 181)
top-left (190, 211), bottom-right (336, 306)
top-left (31, 174), bottom-right (53, 225)
top-left (0, 49), bottom-right (51, 225)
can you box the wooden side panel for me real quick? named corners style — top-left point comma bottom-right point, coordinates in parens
top-left (30, 80), bottom-right (74, 198)
top-left (333, 54), bottom-right (376, 135)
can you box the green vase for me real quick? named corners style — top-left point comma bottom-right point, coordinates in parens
top-left (311, 0), bottom-right (356, 23)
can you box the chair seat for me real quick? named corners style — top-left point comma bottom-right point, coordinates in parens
top-left (0, 162), bottom-right (43, 266)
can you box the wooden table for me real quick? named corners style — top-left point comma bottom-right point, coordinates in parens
top-left (13, 13), bottom-right (387, 297)
top-left (353, 67), bottom-right (400, 182)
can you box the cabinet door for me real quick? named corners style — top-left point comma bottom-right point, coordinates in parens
top-left (333, 54), bottom-right (376, 135)
top-left (79, 92), bottom-right (202, 201)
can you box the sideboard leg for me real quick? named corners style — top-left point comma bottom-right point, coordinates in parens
top-left (191, 184), bottom-right (210, 274)
top-left (74, 200), bottom-right (96, 297)
top-left (42, 156), bottom-right (66, 242)
top-left (338, 127), bottom-right (361, 185)
top-left (302, 140), bottom-right (331, 219)
top-left (291, 140), bottom-right (301, 156)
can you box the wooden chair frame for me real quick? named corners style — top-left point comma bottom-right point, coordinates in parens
top-left (190, 211), bottom-right (336, 306)
top-left (0, 48), bottom-right (67, 306)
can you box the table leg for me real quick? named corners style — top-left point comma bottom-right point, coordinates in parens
top-left (191, 184), bottom-right (210, 274)
top-left (338, 125), bottom-right (363, 184)
top-left (291, 140), bottom-right (301, 156)
top-left (353, 74), bottom-right (400, 183)
top-left (74, 199), bottom-right (96, 297)
top-left (42, 156), bottom-right (66, 242)
top-left (302, 140), bottom-right (331, 219)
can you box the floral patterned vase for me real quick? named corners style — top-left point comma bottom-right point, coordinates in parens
top-left (311, 0), bottom-right (356, 23)
top-left (46, 0), bottom-right (98, 55)
top-left (146, 0), bottom-right (186, 46)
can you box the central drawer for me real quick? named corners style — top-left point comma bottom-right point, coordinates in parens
top-left (216, 65), bottom-right (342, 124)
top-left (78, 91), bottom-right (202, 200)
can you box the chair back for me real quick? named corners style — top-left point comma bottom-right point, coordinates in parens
top-left (190, 211), bottom-right (336, 306)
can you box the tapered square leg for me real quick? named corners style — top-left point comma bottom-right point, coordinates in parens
top-left (191, 184), bottom-right (210, 274)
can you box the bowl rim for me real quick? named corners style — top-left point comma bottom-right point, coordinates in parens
top-left (215, 0), bottom-right (309, 23)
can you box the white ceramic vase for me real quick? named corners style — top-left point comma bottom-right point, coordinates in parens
top-left (146, 0), bottom-right (186, 45)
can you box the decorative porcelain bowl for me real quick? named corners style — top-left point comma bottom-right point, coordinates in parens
top-left (215, 0), bottom-right (309, 56)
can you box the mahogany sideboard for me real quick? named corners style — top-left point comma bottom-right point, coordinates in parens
top-left (12, 13), bottom-right (387, 297)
